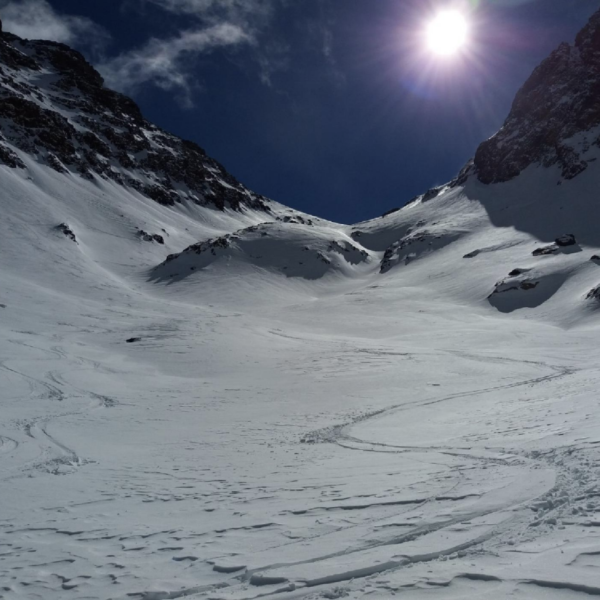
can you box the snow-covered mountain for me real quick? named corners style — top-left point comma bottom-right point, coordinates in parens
top-left (0, 19), bottom-right (271, 212)
top-left (2, 9), bottom-right (600, 600)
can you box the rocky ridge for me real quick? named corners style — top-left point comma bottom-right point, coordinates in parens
top-left (0, 19), bottom-right (270, 213)
top-left (474, 8), bottom-right (600, 184)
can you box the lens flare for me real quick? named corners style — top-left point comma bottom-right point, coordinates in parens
top-left (427, 10), bottom-right (469, 56)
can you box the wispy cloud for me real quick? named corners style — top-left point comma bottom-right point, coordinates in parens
top-left (101, 0), bottom-right (284, 105)
top-left (139, 0), bottom-right (277, 27)
top-left (98, 23), bottom-right (250, 107)
top-left (125, 0), bottom-right (343, 95)
top-left (5, 0), bottom-right (343, 107)
top-left (0, 0), bottom-right (109, 52)
top-left (307, 0), bottom-right (344, 87)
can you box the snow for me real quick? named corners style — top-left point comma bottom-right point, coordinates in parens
top-left (2, 151), bottom-right (600, 600)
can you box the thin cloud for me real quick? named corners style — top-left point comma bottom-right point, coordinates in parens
top-left (308, 0), bottom-right (345, 87)
top-left (105, 0), bottom-right (343, 104)
top-left (98, 23), bottom-right (251, 107)
top-left (140, 0), bottom-right (277, 26)
top-left (0, 0), bottom-right (109, 51)
top-left (106, 0), bottom-right (282, 103)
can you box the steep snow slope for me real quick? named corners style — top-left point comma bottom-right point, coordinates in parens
top-left (3, 9), bottom-right (600, 600)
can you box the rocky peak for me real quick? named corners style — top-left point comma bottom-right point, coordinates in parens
top-left (474, 8), bottom-right (600, 185)
top-left (575, 8), bottom-right (600, 59)
top-left (0, 28), bottom-right (270, 212)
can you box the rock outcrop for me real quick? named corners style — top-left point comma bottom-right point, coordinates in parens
top-left (0, 29), bottom-right (270, 213)
top-left (474, 9), bottom-right (600, 184)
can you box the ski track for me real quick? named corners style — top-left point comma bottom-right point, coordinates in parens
top-left (2, 332), bottom-right (599, 600)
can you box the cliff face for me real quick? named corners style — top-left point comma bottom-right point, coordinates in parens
top-left (0, 25), bottom-right (270, 212)
top-left (474, 9), bottom-right (600, 185)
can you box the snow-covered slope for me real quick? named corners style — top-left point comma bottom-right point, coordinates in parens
top-left (3, 9), bottom-right (600, 600)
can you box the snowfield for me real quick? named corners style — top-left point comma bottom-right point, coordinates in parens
top-left (2, 154), bottom-right (600, 600)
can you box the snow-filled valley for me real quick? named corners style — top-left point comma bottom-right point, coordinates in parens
top-left (2, 152), bottom-right (600, 600)
top-left (3, 14), bottom-right (600, 600)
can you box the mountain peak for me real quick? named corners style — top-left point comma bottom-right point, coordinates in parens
top-left (0, 29), bottom-right (270, 213)
top-left (575, 7), bottom-right (600, 56)
top-left (474, 8), bottom-right (600, 185)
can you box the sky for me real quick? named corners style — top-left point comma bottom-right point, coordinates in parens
top-left (1, 0), bottom-right (599, 223)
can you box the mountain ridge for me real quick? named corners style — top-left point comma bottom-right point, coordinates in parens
top-left (3, 8), bottom-right (600, 225)
top-left (0, 19), bottom-right (270, 213)
top-left (474, 6), bottom-right (600, 185)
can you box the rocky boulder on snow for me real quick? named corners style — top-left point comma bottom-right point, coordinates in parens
top-left (555, 234), bottom-right (577, 247)
top-left (137, 230), bottom-right (165, 244)
top-left (586, 285), bottom-right (600, 300)
top-left (56, 223), bottom-right (77, 243)
top-left (532, 235), bottom-right (579, 256)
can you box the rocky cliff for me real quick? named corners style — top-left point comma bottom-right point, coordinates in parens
top-left (474, 8), bottom-right (600, 184)
top-left (0, 20), bottom-right (270, 212)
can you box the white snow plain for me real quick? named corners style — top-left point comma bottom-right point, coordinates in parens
top-left (2, 155), bottom-right (600, 600)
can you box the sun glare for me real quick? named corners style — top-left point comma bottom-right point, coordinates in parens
top-left (426, 10), bottom-right (469, 57)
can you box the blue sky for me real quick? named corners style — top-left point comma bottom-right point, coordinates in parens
top-left (1, 0), bottom-right (599, 223)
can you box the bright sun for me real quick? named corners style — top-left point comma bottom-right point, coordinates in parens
top-left (426, 10), bottom-right (469, 57)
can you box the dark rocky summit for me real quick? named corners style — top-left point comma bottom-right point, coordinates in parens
top-left (475, 8), bottom-right (600, 184)
top-left (0, 26), bottom-right (270, 213)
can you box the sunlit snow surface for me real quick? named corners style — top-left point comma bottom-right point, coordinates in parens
top-left (2, 156), bottom-right (600, 600)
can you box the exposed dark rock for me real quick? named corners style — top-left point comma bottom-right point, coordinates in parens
top-left (586, 285), bottom-right (600, 300)
top-left (591, 255), bottom-right (600, 261)
top-left (422, 186), bottom-right (442, 203)
top-left (489, 279), bottom-right (540, 298)
top-left (137, 229), bottom-right (165, 244)
top-left (382, 207), bottom-right (401, 218)
top-left (532, 235), bottom-right (579, 256)
top-left (555, 233), bottom-right (576, 247)
top-left (126, 337), bottom-right (142, 343)
top-left (328, 240), bottom-right (369, 262)
top-left (165, 233), bottom-right (234, 263)
top-left (533, 244), bottom-right (558, 257)
top-left (451, 160), bottom-right (475, 188)
top-left (474, 9), bottom-right (600, 184)
top-left (509, 268), bottom-right (529, 276)
top-left (0, 31), bottom-right (271, 214)
top-left (0, 139), bottom-right (24, 168)
top-left (56, 223), bottom-right (77, 243)
top-left (380, 242), bottom-right (405, 273)
top-left (380, 230), bottom-right (456, 273)
top-left (276, 214), bottom-right (314, 226)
